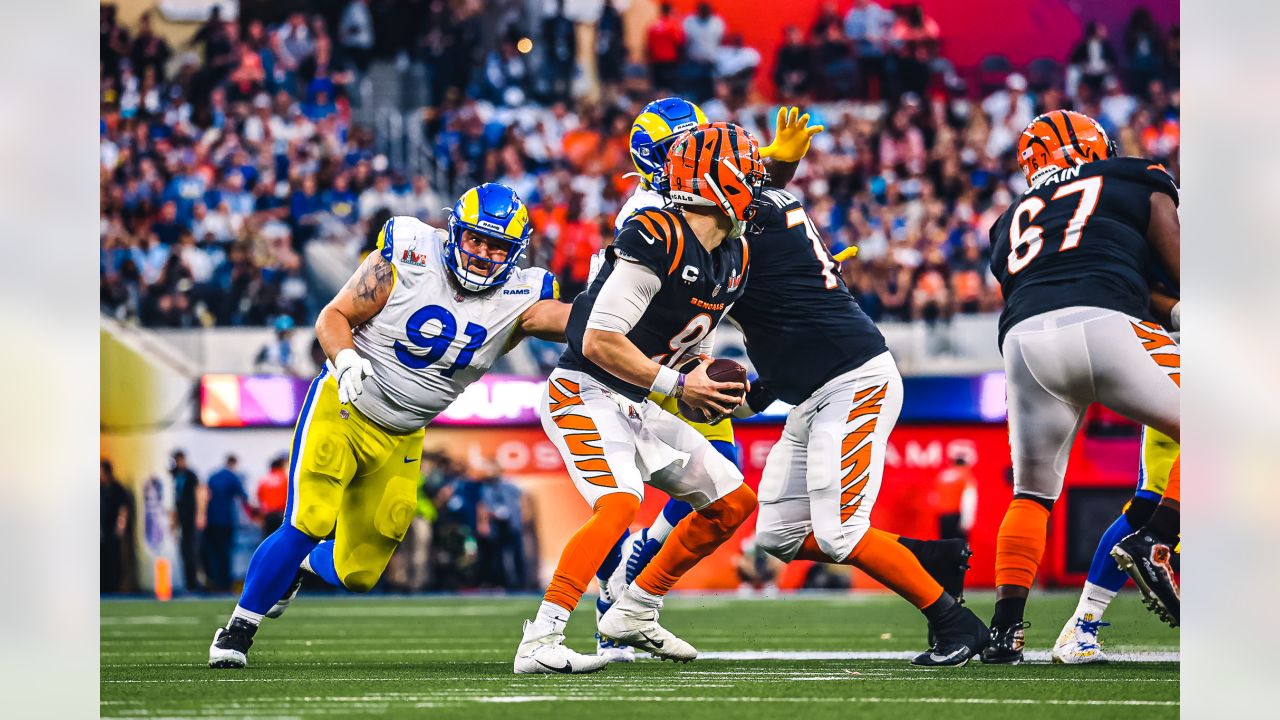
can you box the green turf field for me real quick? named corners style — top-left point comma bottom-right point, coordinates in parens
top-left (101, 591), bottom-right (1178, 719)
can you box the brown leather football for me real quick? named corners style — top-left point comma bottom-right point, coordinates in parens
top-left (677, 358), bottom-right (747, 423)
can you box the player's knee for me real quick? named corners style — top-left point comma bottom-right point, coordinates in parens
top-left (340, 570), bottom-right (381, 594)
top-left (755, 525), bottom-right (804, 562)
top-left (292, 502), bottom-right (338, 540)
top-left (712, 483), bottom-right (757, 530)
top-left (373, 482), bottom-right (417, 542)
top-left (593, 492), bottom-right (641, 534)
top-left (815, 525), bottom-right (861, 563)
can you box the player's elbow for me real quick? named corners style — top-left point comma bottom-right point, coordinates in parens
top-left (582, 328), bottom-right (619, 365)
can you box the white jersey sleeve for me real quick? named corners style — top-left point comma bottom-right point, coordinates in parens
top-left (614, 185), bottom-right (668, 236)
top-left (349, 216), bottom-right (557, 433)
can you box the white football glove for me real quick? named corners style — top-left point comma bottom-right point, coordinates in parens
top-left (333, 348), bottom-right (374, 404)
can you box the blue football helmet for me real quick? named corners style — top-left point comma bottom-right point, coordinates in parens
top-left (444, 183), bottom-right (532, 293)
top-left (629, 97), bottom-right (708, 192)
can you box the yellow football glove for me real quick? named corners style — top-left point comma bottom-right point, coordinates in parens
top-left (759, 106), bottom-right (825, 163)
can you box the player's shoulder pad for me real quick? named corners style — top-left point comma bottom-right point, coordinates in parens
top-left (1101, 157), bottom-right (1179, 206)
top-left (378, 216), bottom-right (439, 267)
top-left (611, 208), bottom-right (685, 276)
top-left (500, 266), bottom-right (558, 302)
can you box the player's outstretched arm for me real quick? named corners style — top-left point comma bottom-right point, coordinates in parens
top-left (316, 251), bottom-right (394, 402)
top-left (761, 106), bottom-right (824, 189)
top-left (516, 299), bottom-right (572, 342)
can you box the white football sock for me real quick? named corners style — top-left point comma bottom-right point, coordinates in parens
top-left (534, 600), bottom-right (571, 635)
top-left (648, 514), bottom-right (676, 543)
top-left (1074, 581), bottom-right (1118, 620)
top-left (230, 605), bottom-right (264, 627)
top-left (628, 584), bottom-right (664, 608)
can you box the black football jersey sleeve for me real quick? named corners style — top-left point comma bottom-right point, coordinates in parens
top-left (989, 157), bottom-right (1178, 348)
top-left (610, 209), bottom-right (679, 277)
top-left (729, 188), bottom-right (888, 405)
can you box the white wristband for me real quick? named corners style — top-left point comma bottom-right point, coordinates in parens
top-left (650, 365), bottom-right (681, 397)
top-left (1169, 302), bottom-right (1181, 332)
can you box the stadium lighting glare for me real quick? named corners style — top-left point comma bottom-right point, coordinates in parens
top-left (516, 38), bottom-right (533, 54)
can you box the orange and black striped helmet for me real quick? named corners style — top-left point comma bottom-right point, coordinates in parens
top-left (665, 123), bottom-right (766, 229)
top-left (1017, 110), bottom-right (1117, 183)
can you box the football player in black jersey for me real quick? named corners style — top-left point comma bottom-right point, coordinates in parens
top-left (726, 185), bottom-right (989, 667)
top-left (982, 110), bottom-right (1181, 664)
top-left (513, 125), bottom-right (763, 674)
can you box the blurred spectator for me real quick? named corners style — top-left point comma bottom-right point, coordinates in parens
top-left (930, 446), bottom-right (978, 540)
top-left (845, 0), bottom-right (896, 99)
top-left (1099, 75), bottom-right (1139, 131)
top-left (890, 3), bottom-right (941, 98)
top-left (981, 73), bottom-right (1034, 160)
top-left (595, 0), bottom-right (625, 90)
top-left (715, 34), bottom-right (761, 103)
top-left (550, 198), bottom-right (603, 299)
top-left (1068, 20), bottom-right (1118, 100)
top-left (256, 455), bottom-right (289, 537)
top-left (204, 455), bottom-right (254, 592)
top-left (255, 315), bottom-right (302, 375)
top-left (101, 459), bottom-right (133, 594)
top-left (339, 0), bottom-right (375, 72)
top-left (169, 450), bottom-right (204, 593)
top-left (682, 2), bottom-right (725, 100)
top-left (774, 26), bottom-right (812, 99)
top-left (646, 3), bottom-right (684, 93)
top-left (473, 460), bottom-right (528, 591)
top-left (542, 0), bottom-right (577, 103)
top-left (1124, 8), bottom-right (1166, 96)
top-left (812, 1), bottom-right (855, 100)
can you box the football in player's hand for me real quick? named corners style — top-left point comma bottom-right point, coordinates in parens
top-left (678, 358), bottom-right (748, 423)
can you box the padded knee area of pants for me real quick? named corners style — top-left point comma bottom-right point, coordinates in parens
top-left (701, 484), bottom-right (757, 535)
top-left (293, 500), bottom-right (338, 539)
top-left (335, 540), bottom-right (398, 592)
top-left (755, 525), bottom-right (806, 562)
top-left (372, 476), bottom-right (417, 542)
top-left (340, 569), bottom-right (380, 593)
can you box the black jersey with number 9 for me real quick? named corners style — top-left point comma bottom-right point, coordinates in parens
top-left (989, 156), bottom-right (1179, 349)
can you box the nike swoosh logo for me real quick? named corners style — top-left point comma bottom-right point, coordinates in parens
top-left (928, 648), bottom-right (965, 663)
top-left (535, 657), bottom-right (573, 673)
top-left (403, 457), bottom-right (416, 463)
top-left (638, 630), bottom-right (664, 649)
top-left (639, 231), bottom-right (657, 245)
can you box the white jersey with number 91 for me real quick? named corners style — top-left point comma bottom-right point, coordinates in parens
top-left (348, 216), bottom-right (555, 434)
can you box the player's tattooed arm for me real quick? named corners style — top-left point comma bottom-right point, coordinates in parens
top-left (315, 253), bottom-right (395, 362)
top-left (516, 299), bottom-right (571, 342)
top-left (1147, 192), bottom-right (1180, 287)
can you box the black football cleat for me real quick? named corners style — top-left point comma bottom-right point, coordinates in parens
top-left (208, 618), bottom-right (257, 669)
top-left (981, 621), bottom-right (1029, 664)
top-left (906, 539), bottom-right (972, 645)
top-left (1111, 531), bottom-right (1179, 627)
top-left (911, 603), bottom-right (989, 667)
top-left (265, 571), bottom-right (305, 620)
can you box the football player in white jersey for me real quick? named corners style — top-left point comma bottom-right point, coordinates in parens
top-left (210, 183), bottom-right (567, 668)
top-left (593, 99), bottom-right (825, 661)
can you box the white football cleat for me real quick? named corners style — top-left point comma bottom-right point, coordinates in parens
top-left (598, 589), bottom-right (697, 663)
top-left (513, 620), bottom-right (610, 675)
top-left (595, 602), bottom-right (636, 662)
top-left (1051, 613), bottom-right (1110, 664)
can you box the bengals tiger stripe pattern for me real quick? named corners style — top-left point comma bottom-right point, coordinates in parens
top-left (839, 383), bottom-right (888, 523)
top-left (1130, 320), bottom-right (1180, 387)
top-left (546, 377), bottom-right (616, 488)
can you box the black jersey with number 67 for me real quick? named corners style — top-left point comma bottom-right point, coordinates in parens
top-left (729, 188), bottom-right (888, 405)
top-left (989, 156), bottom-right (1179, 349)
top-left (559, 207), bottom-right (749, 401)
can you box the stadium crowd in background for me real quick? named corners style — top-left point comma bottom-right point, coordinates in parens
top-left (100, 1), bottom-right (1180, 331)
top-left (100, 447), bottom-right (538, 595)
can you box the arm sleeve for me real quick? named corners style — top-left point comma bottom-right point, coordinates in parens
top-left (584, 259), bottom-right (662, 335)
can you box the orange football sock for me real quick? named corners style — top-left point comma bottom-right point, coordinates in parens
top-left (543, 493), bottom-right (639, 611)
top-left (1162, 456), bottom-right (1180, 505)
top-left (993, 498), bottom-right (1051, 589)
top-left (793, 528), bottom-right (942, 609)
top-left (633, 484), bottom-right (757, 596)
